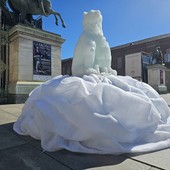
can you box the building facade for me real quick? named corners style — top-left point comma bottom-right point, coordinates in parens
top-left (111, 34), bottom-right (170, 76)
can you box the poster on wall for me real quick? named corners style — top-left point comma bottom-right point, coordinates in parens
top-left (33, 41), bottom-right (52, 81)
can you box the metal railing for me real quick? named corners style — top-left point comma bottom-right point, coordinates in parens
top-left (0, 12), bottom-right (9, 100)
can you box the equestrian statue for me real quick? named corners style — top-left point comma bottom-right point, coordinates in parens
top-left (0, 0), bottom-right (66, 29)
top-left (152, 45), bottom-right (164, 65)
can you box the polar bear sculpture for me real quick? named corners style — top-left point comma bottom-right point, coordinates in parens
top-left (72, 10), bottom-right (117, 76)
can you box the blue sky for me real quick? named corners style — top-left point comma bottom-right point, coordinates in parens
top-left (42, 0), bottom-right (170, 59)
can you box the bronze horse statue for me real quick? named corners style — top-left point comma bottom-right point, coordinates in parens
top-left (0, 0), bottom-right (66, 28)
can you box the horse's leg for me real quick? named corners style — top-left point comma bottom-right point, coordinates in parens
top-left (53, 15), bottom-right (58, 26)
top-left (56, 12), bottom-right (66, 28)
top-left (51, 10), bottom-right (66, 28)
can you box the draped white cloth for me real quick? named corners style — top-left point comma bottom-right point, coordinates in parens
top-left (13, 74), bottom-right (170, 154)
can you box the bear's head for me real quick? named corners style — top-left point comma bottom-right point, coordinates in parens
top-left (83, 10), bottom-right (103, 35)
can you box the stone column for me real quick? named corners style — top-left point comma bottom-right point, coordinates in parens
top-left (8, 24), bottom-right (65, 103)
top-left (147, 64), bottom-right (167, 94)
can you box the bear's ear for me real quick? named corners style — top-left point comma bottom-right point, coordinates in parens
top-left (90, 10), bottom-right (95, 13)
top-left (96, 10), bottom-right (101, 15)
top-left (84, 12), bottom-right (88, 16)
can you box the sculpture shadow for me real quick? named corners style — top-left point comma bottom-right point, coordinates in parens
top-left (46, 149), bottom-right (127, 170)
top-left (0, 122), bottom-right (127, 170)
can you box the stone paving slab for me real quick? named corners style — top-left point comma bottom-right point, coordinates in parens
top-left (0, 104), bottom-right (24, 125)
top-left (0, 110), bottom-right (18, 125)
top-left (0, 104), bottom-right (24, 117)
top-left (125, 148), bottom-right (170, 170)
top-left (19, 135), bottom-right (43, 151)
top-left (2, 122), bottom-right (43, 151)
top-left (149, 168), bottom-right (162, 170)
top-left (86, 166), bottom-right (161, 170)
top-left (46, 150), bottom-right (152, 170)
top-left (160, 94), bottom-right (170, 106)
top-left (0, 122), bottom-right (15, 131)
top-left (0, 144), bottom-right (71, 170)
top-left (0, 126), bottom-right (26, 151)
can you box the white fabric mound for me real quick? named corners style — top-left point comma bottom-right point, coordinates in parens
top-left (13, 74), bottom-right (170, 154)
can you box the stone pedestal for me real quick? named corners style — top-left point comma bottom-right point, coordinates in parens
top-left (8, 24), bottom-right (65, 103)
top-left (147, 64), bottom-right (167, 94)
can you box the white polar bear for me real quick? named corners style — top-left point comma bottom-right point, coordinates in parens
top-left (72, 10), bottom-right (117, 77)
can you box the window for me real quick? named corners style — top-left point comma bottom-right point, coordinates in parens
top-left (165, 49), bottom-right (170, 62)
top-left (117, 57), bottom-right (122, 69)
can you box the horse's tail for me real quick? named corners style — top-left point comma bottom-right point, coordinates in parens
top-left (39, 0), bottom-right (48, 17)
top-left (8, 0), bottom-right (19, 14)
top-left (1, 0), bottom-right (14, 25)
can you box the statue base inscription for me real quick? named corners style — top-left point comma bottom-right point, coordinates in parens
top-left (8, 24), bottom-right (65, 103)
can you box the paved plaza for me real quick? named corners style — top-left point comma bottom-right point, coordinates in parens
top-left (0, 94), bottom-right (170, 170)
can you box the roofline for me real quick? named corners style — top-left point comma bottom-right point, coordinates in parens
top-left (111, 33), bottom-right (170, 50)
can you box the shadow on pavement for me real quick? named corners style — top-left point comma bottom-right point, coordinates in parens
top-left (0, 122), bottom-right (130, 170)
